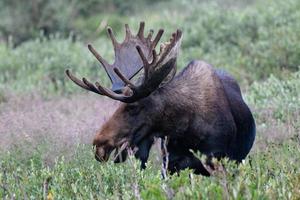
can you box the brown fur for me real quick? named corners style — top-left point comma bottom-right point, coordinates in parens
top-left (93, 60), bottom-right (256, 175)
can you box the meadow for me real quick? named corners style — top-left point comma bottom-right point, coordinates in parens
top-left (0, 0), bottom-right (299, 199)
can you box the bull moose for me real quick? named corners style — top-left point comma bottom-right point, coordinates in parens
top-left (66, 22), bottom-right (256, 176)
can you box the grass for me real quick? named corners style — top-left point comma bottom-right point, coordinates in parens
top-left (1, 140), bottom-right (299, 199)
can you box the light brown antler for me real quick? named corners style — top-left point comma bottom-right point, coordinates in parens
top-left (66, 23), bottom-right (182, 103)
top-left (68, 22), bottom-right (164, 93)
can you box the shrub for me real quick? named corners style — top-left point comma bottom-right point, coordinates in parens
top-left (1, 0), bottom-right (300, 93)
top-left (0, 35), bottom-right (114, 95)
top-left (177, 0), bottom-right (300, 82)
top-left (0, 0), bottom-right (168, 45)
top-left (245, 70), bottom-right (300, 147)
top-left (0, 140), bottom-right (299, 199)
top-left (246, 70), bottom-right (300, 122)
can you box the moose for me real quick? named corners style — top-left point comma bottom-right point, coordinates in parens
top-left (66, 22), bottom-right (256, 176)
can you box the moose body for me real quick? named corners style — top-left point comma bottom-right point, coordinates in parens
top-left (66, 22), bottom-right (255, 176)
top-left (118, 60), bottom-right (255, 175)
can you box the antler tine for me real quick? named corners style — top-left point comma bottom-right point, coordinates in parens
top-left (177, 29), bottom-right (183, 40)
top-left (136, 46), bottom-right (149, 66)
top-left (113, 68), bottom-right (136, 88)
top-left (172, 29), bottom-right (182, 43)
top-left (65, 70), bottom-right (102, 95)
top-left (125, 24), bottom-right (132, 40)
top-left (107, 27), bottom-right (119, 48)
top-left (151, 29), bottom-right (164, 49)
top-left (147, 29), bottom-right (154, 41)
top-left (65, 70), bottom-right (90, 90)
top-left (66, 69), bottom-right (134, 102)
top-left (136, 45), bottom-right (150, 79)
top-left (82, 78), bottom-right (103, 94)
top-left (151, 49), bottom-right (157, 65)
top-left (88, 44), bottom-right (110, 68)
top-left (158, 29), bottom-right (182, 61)
top-left (95, 82), bottom-right (130, 101)
top-left (137, 21), bottom-right (145, 38)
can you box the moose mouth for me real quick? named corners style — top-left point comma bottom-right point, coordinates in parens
top-left (93, 123), bottom-right (150, 163)
top-left (94, 146), bottom-right (113, 162)
top-left (94, 139), bottom-right (129, 162)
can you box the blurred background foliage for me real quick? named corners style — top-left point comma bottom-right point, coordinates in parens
top-left (0, 0), bottom-right (299, 96)
top-left (0, 0), bottom-right (167, 44)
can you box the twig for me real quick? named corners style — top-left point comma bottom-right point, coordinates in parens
top-left (219, 165), bottom-right (229, 200)
top-left (203, 158), bottom-right (229, 200)
top-left (112, 141), bottom-right (128, 161)
top-left (43, 177), bottom-right (52, 200)
top-left (160, 137), bottom-right (175, 199)
top-left (161, 183), bottom-right (174, 200)
top-left (161, 137), bottom-right (169, 179)
top-left (13, 172), bottom-right (28, 200)
top-left (127, 148), bottom-right (142, 200)
top-left (1, 166), bottom-right (8, 200)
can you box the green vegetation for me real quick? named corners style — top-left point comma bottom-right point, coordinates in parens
top-left (1, 0), bottom-right (300, 95)
top-left (0, 0), bottom-right (299, 199)
top-left (1, 140), bottom-right (300, 199)
top-left (1, 70), bottom-right (299, 199)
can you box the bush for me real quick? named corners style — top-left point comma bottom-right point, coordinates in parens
top-left (0, 35), bottom-right (113, 95)
top-left (244, 70), bottom-right (300, 147)
top-left (1, 0), bottom-right (300, 93)
top-left (86, 0), bottom-right (300, 83)
top-left (177, 0), bottom-right (300, 82)
top-left (1, 140), bottom-right (299, 199)
top-left (0, 0), bottom-right (168, 45)
top-left (246, 70), bottom-right (300, 122)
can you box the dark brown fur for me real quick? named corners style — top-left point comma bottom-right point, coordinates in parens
top-left (93, 60), bottom-right (256, 175)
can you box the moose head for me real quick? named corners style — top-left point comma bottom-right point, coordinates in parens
top-left (66, 22), bottom-right (182, 163)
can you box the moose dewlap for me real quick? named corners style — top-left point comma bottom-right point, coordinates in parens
top-left (66, 22), bottom-right (256, 176)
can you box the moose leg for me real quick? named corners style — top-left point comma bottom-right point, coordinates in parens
top-left (134, 136), bottom-right (155, 169)
top-left (168, 151), bottom-right (210, 176)
top-left (162, 139), bottom-right (210, 176)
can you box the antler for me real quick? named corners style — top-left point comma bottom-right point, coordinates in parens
top-left (80, 22), bottom-right (164, 93)
top-left (66, 28), bottom-right (182, 103)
